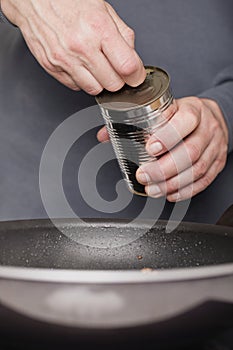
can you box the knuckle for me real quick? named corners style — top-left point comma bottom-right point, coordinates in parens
top-left (90, 16), bottom-right (109, 34)
top-left (200, 174), bottom-right (212, 189)
top-left (190, 96), bottom-right (202, 108)
top-left (41, 58), bottom-right (57, 73)
top-left (210, 118), bottom-right (220, 135)
top-left (106, 80), bottom-right (124, 92)
top-left (70, 85), bottom-right (80, 91)
top-left (194, 159), bottom-right (208, 178)
top-left (85, 85), bottom-right (103, 96)
top-left (184, 97), bottom-right (203, 114)
top-left (188, 142), bottom-right (201, 162)
top-left (215, 157), bottom-right (226, 171)
top-left (101, 20), bottom-right (118, 41)
top-left (182, 101), bottom-right (201, 126)
top-left (67, 35), bottom-right (87, 56)
top-left (119, 57), bottom-right (138, 76)
top-left (223, 144), bottom-right (228, 157)
top-left (55, 75), bottom-right (80, 91)
top-left (186, 110), bottom-right (200, 128)
top-left (50, 48), bottom-right (64, 63)
top-left (124, 27), bottom-right (135, 41)
top-left (192, 111), bottom-right (200, 127)
top-left (47, 47), bottom-right (67, 69)
top-left (182, 186), bottom-right (194, 200)
top-left (166, 177), bottom-right (179, 194)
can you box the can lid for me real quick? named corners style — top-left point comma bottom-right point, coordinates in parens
top-left (96, 66), bottom-right (170, 111)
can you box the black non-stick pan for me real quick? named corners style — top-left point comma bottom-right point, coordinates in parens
top-left (0, 206), bottom-right (233, 349)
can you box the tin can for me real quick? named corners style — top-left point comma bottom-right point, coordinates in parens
top-left (96, 66), bottom-right (176, 196)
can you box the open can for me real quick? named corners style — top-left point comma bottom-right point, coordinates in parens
top-left (96, 66), bottom-right (176, 196)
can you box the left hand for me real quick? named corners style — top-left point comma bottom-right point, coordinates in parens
top-left (1, 0), bottom-right (146, 94)
top-left (97, 97), bottom-right (229, 201)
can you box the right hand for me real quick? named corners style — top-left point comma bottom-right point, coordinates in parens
top-left (1, 0), bottom-right (146, 94)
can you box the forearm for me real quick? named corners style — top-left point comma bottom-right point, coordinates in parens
top-left (0, 0), bottom-right (14, 25)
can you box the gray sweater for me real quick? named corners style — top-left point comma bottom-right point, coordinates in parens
top-left (109, 0), bottom-right (233, 153)
top-left (1, 0), bottom-right (232, 151)
top-left (0, 0), bottom-right (232, 223)
top-left (0, 0), bottom-right (233, 151)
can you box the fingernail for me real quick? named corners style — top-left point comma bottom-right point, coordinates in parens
top-left (147, 184), bottom-right (162, 198)
top-left (137, 170), bottom-right (150, 184)
top-left (148, 141), bottom-right (163, 155)
top-left (169, 193), bottom-right (181, 202)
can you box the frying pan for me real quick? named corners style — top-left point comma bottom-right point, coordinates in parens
top-left (0, 206), bottom-right (233, 349)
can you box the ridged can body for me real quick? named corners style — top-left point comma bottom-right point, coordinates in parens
top-left (96, 66), bottom-right (176, 196)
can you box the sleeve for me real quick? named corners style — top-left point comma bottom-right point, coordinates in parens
top-left (198, 65), bottom-right (233, 154)
top-left (0, 3), bottom-right (14, 25)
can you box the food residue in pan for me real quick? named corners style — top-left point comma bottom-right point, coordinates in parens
top-left (141, 268), bottom-right (153, 273)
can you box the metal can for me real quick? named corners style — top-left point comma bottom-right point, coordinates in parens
top-left (96, 66), bottom-right (176, 196)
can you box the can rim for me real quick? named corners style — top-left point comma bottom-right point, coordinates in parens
top-left (95, 66), bottom-right (171, 112)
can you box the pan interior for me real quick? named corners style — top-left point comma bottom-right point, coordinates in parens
top-left (0, 219), bottom-right (233, 270)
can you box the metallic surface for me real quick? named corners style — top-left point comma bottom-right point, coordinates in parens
top-left (0, 216), bottom-right (232, 343)
top-left (96, 66), bottom-right (171, 112)
top-left (96, 67), bottom-right (175, 195)
top-left (0, 219), bottom-right (233, 283)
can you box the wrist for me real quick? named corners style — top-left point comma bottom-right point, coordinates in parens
top-left (201, 97), bottom-right (229, 145)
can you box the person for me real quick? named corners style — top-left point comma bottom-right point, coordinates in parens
top-left (0, 0), bottom-right (232, 223)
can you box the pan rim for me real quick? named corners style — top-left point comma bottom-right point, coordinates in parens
top-left (0, 263), bottom-right (232, 284)
top-left (0, 218), bottom-right (233, 284)
top-left (1, 217), bottom-right (233, 232)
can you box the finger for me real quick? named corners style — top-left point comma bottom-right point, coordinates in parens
top-left (137, 120), bottom-right (213, 184)
top-left (47, 70), bottom-right (81, 90)
top-left (39, 38), bottom-right (121, 93)
top-left (101, 25), bottom-right (146, 87)
top-left (44, 63), bottom-right (81, 91)
top-left (105, 3), bottom-right (135, 48)
top-left (166, 158), bottom-right (224, 202)
top-left (30, 28), bottom-right (103, 94)
top-left (69, 66), bottom-right (103, 95)
top-left (97, 126), bottom-right (110, 143)
top-left (85, 51), bottom-right (125, 92)
top-left (145, 137), bottom-right (219, 197)
top-left (146, 98), bottom-right (201, 156)
top-left (137, 141), bottom-right (193, 185)
top-left (33, 49), bottom-right (81, 90)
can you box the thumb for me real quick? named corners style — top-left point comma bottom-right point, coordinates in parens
top-left (97, 126), bottom-right (110, 143)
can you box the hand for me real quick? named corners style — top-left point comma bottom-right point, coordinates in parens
top-left (136, 97), bottom-right (228, 201)
top-left (97, 97), bottom-right (229, 201)
top-left (1, 0), bottom-right (146, 94)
